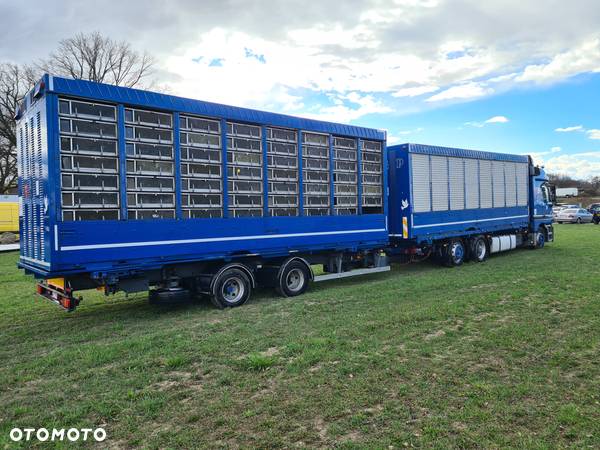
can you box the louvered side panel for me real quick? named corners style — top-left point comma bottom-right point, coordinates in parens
top-left (464, 159), bottom-right (479, 209)
top-left (431, 155), bottom-right (448, 211)
top-left (479, 160), bottom-right (493, 208)
top-left (504, 162), bottom-right (517, 207)
top-left (410, 153), bottom-right (430, 212)
top-left (448, 157), bottom-right (464, 210)
top-left (36, 111), bottom-right (45, 260)
top-left (492, 161), bottom-right (505, 207)
top-left (516, 163), bottom-right (528, 206)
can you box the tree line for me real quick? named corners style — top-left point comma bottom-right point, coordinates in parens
top-left (0, 31), bottom-right (154, 193)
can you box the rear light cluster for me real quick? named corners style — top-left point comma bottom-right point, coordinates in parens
top-left (36, 282), bottom-right (80, 312)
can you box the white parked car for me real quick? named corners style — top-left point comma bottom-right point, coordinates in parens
top-left (555, 208), bottom-right (594, 224)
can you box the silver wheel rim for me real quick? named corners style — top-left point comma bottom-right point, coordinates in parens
top-left (222, 277), bottom-right (244, 303)
top-left (286, 268), bottom-right (305, 293)
top-left (476, 240), bottom-right (486, 260)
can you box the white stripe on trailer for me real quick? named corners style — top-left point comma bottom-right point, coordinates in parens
top-left (412, 214), bottom-right (529, 229)
top-left (60, 228), bottom-right (388, 251)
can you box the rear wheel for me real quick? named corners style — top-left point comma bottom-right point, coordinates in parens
top-left (470, 236), bottom-right (488, 262)
top-left (276, 260), bottom-right (311, 297)
top-left (577, 217), bottom-right (582, 224)
top-left (444, 239), bottom-right (465, 267)
top-left (211, 268), bottom-right (252, 308)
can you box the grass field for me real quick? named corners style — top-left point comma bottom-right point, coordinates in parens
top-left (1, 224), bottom-right (599, 449)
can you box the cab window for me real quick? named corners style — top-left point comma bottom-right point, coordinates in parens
top-left (541, 184), bottom-right (551, 204)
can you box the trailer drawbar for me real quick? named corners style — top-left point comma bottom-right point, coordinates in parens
top-left (15, 75), bottom-right (555, 311)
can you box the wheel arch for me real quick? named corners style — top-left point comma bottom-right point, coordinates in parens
top-left (277, 257), bottom-right (314, 283)
top-left (209, 262), bottom-right (256, 294)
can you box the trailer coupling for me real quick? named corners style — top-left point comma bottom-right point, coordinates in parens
top-left (36, 278), bottom-right (81, 312)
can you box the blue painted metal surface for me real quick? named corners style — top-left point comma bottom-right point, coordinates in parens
top-left (388, 143), bottom-right (534, 244)
top-left (17, 75), bottom-right (388, 278)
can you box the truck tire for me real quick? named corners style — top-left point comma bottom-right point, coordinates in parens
top-left (444, 239), bottom-right (465, 267)
top-left (210, 268), bottom-right (252, 308)
top-left (531, 230), bottom-right (545, 249)
top-left (276, 260), bottom-right (311, 297)
top-left (470, 236), bottom-right (488, 263)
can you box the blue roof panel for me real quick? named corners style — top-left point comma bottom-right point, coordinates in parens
top-left (48, 75), bottom-right (386, 140)
top-left (389, 143), bottom-right (529, 163)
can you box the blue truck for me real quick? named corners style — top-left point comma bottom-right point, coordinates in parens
top-left (15, 76), bottom-right (554, 311)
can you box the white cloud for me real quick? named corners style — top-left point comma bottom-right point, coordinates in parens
top-left (300, 92), bottom-right (393, 123)
top-left (426, 82), bottom-right (492, 102)
top-left (465, 115), bottom-right (509, 128)
top-left (6, 1), bottom-right (600, 116)
top-left (485, 116), bottom-right (509, 124)
top-left (550, 146), bottom-right (562, 153)
top-left (387, 127), bottom-right (425, 145)
top-left (517, 37), bottom-right (600, 84)
top-left (572, 151), bottom-right (600, 158)
top-left (555, 125), bottom-right (584, 132)
top-left (542, 154), bottom-right (600, 179)
top-left (587, 129), bottom-right (600, 140)
top-left (392, 85), bottom-right (439, 97)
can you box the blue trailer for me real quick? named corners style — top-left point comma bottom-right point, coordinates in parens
top-left (15, 75), bottom-right (389, 310)
top-left (15, 76), bottom-right (554, 311)
top-left (388, 143), bottom-right (554, 265)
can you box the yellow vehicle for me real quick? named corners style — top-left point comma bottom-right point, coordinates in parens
top-left (0, 196), bottom-right (19, 233)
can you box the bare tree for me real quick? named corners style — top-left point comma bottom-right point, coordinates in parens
top-left (0, 32), bottom-right (155, 193)
top-left (37, 31), bottom-right (154, 88)
top-left (0, 63), bottom-right (33, 193)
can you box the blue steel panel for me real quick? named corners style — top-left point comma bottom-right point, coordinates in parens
top-left (49, 76), bottom-right (385, 140)
top-left (388, 143), bottom-right (533, 242)
top-left (19, 77), bottom-right (388, 277)
top-left (38, 214), bottom-right (389, 277)
top-left (117, 105), bottom-right (128, 220)
top-left (173, 112), bottom-right (183, 219)
top-left (389, 143), bottom-right (528, 163)
top-left (357, 139), bottom-right (363, 214)
top-left (328, 135), bottom-right (334, 215)
top-left (221, 118), bottom-right (229, 218)
top-left (261, 125), bottom-right (268, 217)
top-left (298, 130), bottom-right (304, 215)
top-left (410, 206), bottom-right (530, 243)
top-left (47, 94), bottom-right (60, 253)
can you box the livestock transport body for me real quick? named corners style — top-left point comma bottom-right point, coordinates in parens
top-left (15, 76), bottom-right (554, 312)
top-left (15, 75), bottom-right (389, 311)
top-left (388, 143), bottom-right (554, 265)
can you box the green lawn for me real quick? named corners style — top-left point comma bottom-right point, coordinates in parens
top-left (1, 224), bottom-right (599, 449)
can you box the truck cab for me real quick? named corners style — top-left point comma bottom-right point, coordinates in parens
top-left (531, 165), bottom-right (555, 246)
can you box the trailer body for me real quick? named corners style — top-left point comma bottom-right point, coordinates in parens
top-left (388, 143), bottom-right (554, 259)
top-left (16, 75), bottom-right (388, 309)
top-left (556, 187), bottom-right (578, 198)
top-left (15, 76), bottom-right (555, 311)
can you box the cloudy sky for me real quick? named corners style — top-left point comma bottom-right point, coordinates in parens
top-left (2, 0), bottom-right (600, 178)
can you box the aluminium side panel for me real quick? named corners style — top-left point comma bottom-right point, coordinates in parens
top-left (388, 143), bottom-right (530, 243)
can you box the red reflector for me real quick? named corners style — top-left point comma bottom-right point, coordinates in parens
top-left (36, 284), bottom-right (44, 294)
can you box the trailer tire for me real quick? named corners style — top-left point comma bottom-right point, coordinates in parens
top-left (210, 268), bottom-right (252, 308)
top-left (444, 239), bottom-right (465, 267)
top-left (276, 260), bottom-right (311, 297)
top-left (470, 236), bottom-right (488, 263)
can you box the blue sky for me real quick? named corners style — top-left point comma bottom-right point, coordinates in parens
top-left (2, 0), bottom-right (600, 178)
